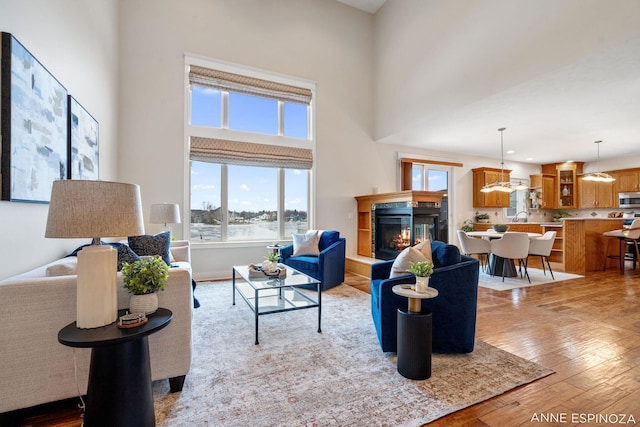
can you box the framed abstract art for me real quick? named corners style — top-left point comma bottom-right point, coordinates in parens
top-left (68, 96), bottom-right (99, 180)
top-left (1, 32), bottom-right (68, 203)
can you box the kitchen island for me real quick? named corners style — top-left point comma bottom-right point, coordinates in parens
top-left (563, 218), bottom-right (624, 274)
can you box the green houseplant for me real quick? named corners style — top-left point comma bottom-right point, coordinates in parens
top-left (122, 256), bottom-right (170, 314)
top-left (475, 213), bottom-right (491, 223)
top-left (408, 260), bottom-right (434, 293)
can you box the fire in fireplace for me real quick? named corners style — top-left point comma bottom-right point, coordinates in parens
top-left (373, 202), bottom-right (443, 260)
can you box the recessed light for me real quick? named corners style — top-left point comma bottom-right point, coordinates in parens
top-left (506, 150), bottom-right (515, 154)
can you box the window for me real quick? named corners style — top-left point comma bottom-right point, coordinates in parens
top-left (187, 59), bottom-right (314, 242)
top-left (412, 164), bottom-right (449, 192)
top-left (504, 179), bottom-right (529, 220)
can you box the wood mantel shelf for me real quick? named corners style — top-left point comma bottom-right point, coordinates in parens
top-left (354, 191), bottom-right (445, 257)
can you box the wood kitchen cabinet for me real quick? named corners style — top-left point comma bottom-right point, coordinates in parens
top-left (472, 167), bottom-right (512, 208)
top-left (541, 162), bottom-right (583, 209)
top-left (529, 174), bottom-right (556, 209)
top-left (612, 168), bottom-right (640, 193)
top-left (578, 176), bottom-right (614, 208)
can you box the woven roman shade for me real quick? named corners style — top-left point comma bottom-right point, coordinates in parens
top-left (190, 136), bottom-right (313, 170)
top-left (189, 65), bottom-right (312, 105)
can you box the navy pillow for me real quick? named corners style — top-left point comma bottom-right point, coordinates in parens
top-left (113, 243), bottom-right (142, 270)
top-left (128, 232), bottom-right (171, 265)
top-left (318, 230), bottom-right (340, 251)
top-left (68, 242), bottom-right (141, 271)
top-left (431, 242), bottom-right (461, 268)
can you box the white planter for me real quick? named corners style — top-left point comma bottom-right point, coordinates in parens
top-left (415, 277), bottom-right (430, 293)
top-left (129, 292), bottom-right (159, 315)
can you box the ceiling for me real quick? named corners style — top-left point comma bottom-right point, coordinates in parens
top-left (376, 33), bottom-right (640, 166)
top-left (338, 1), bottom-right (640, 166)
top-left (335, 0), bottom-right (386, 14)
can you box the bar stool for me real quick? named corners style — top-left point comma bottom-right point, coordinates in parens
top-left (603, 220), bottom-right (640, 272)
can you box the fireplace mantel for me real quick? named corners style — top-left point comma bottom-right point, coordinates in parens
top-left (354, 191), bottom-right (445, 257)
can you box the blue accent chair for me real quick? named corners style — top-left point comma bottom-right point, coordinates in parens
top-left (370, 240), bottom-right (480, 353)
top-left (280, 230), bottom-right (346, 291)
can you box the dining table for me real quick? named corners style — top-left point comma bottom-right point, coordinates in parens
top-left (465, 230), bottom-right (542, 277)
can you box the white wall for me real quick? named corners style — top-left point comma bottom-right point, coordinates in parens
top-left (116, 0), bottom-right (380, 280)
top-left (0, 0), bottom-right (119, 280)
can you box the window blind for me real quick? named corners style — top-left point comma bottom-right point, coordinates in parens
top-left (189, 65), bottom-right (312, 105)
top-left (190, 136), bottom-right (313, 170)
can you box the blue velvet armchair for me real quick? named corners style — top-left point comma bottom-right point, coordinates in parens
top-left (370, 240), bottom-right (480, 353)
top-left (280, 230), bottom-right (346, 291)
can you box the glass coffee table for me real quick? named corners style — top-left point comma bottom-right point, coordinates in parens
top-left (232, 265), bottom-right (321, 344)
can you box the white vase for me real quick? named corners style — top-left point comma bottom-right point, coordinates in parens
top-left (129, 292), bottom-right (158, 315)
top-left (416, 277), bottom-right (430, 293)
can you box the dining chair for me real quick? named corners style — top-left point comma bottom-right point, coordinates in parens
top-left (457, 230), bottom-right (491, 272)
top-left (528, 231), bottom-right (557, 279)
top-left (489, 232), bottom-right (531, 283)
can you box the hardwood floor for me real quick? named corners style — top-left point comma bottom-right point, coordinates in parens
top-left (4, 264), bottom-right (640, 426)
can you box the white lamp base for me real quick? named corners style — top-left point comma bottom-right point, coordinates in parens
top-left (76, 245), bottom-right (118, 329)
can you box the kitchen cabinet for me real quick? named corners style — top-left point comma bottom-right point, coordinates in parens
top-left (541, 162), bottom-right (583, 209)
top-left (612, 168), bottom-right (640, 193)
top-left (578, 176), bottom-right (614, 208)
top-left (529, 174), bottom-right (556, 209)
top-left (472, 167), bottom-right (512, 208)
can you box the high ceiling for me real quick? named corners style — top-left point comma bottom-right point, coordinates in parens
top-left (338, 0), bottom-right (640, 166)
top-left (335, 0), bottom-right (386, 14)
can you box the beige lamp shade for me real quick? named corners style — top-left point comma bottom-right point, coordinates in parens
top-left (46, 180), bottom-right (144, 239)
top-left (150, 203), bottom-right (181, 225)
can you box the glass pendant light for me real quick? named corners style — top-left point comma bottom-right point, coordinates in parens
top-left (582, 140), bottom-right (615, 182)
top-left (480, 127), bottom-right (516, 193)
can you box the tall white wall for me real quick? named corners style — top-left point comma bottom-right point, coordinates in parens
top-left (0, 0), bottom-right (119, 280)
top-left (117, 0), bottom-right (381, 279)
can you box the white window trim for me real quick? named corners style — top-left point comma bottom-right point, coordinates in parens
top-left (183, 54), bottom-right (317, 246)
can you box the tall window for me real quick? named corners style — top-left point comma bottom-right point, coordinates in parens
top-left (187, 60), bottom-right (314, 242)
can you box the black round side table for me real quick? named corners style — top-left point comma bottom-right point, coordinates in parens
top-left (58, 308), bottom-right (172, 427)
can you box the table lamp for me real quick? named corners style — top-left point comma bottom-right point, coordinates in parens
top-left (150, 203), bottom-right (181, 233)
top-left (45, 180), bottom-right (144, 328)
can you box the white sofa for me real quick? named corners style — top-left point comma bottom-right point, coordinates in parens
top-left (0, 240), bottom-right (193, 414)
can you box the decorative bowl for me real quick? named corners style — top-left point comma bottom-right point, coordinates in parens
top-left (492, 224), bottom-right (509, 232)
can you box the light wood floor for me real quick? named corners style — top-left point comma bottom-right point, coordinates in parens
top-left (5, 263), bottom-right (640, 426)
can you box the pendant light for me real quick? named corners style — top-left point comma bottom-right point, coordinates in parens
top-left (582, 140), bottom-right (615, 182)
top-left (480, 127), bottom-right (516, 193)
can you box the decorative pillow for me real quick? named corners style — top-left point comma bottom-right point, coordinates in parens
top-left (128, 232), bottom-right (171, 265)
top-left (432, 242), bottom-right (462, 268)
top-left (390, 247), bottom-right (427, 278)
top-left (413, 240), bottom-right (433, 264)
top-left (69, 242), bottom-right (141, 271)
top-left (113, 243), bottom-right (142, 271)
top-left (292, 230), bottom-right (320, 257)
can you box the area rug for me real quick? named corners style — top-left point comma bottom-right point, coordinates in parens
top-left (479, 267), bottom-right (583, 291)
top-left (152, 282), bottom-right (553, 426)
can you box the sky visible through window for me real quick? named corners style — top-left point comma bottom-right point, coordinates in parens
top-left (190, 87), bottom-right (309, 213)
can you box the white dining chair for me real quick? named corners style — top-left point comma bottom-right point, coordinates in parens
top-left (457, 230), bottom-right (491, 272)
top-left (528, 231), bottom-right (557, 279)
top-left (490, 232), bottom-right (531, 283)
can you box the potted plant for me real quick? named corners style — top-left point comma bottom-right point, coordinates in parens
top-left (461, 219), bottom-right (475, 232)
top-left (408, 260), bottom-right (434, 293)
top-left (475, 213), bottom-right (491, 223)
top-left (122, 256), bottom-right (170, 314)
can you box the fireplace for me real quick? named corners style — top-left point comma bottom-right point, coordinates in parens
top-left (373, 201), bottom-right (443, 260)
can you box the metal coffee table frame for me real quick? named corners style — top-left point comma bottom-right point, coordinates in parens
top-left (232, 265), bottom-right (321, 345)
